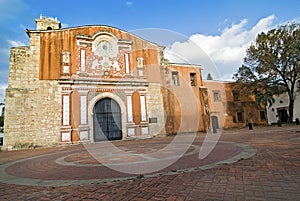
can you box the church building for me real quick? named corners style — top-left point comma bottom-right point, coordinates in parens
top-left (3, 16), bottom-right (209, 149)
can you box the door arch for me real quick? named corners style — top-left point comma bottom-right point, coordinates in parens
top-left (93, 98), bottom-right (122, 141)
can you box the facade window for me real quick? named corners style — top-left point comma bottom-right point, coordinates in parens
top-left (260, 110), bottom-right (266, 120)
top-left (297, 80), bottom-right (300, 88)
top-left (172, 71), bottom-right (179, 86)
top-left (190, 73), bottom-right (196, 86)
top-left (233, 91), bottom-right (239, 101)
top-left (213, 90), bottom-right (221, 102)
top-left (237, 112), bottom-right (243, 122)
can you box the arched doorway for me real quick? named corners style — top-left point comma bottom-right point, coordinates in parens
top-left (93, 98), bottom-right (122, 141)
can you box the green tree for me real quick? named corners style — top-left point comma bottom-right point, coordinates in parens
top-left (234, 22), bottom-right (300, 123)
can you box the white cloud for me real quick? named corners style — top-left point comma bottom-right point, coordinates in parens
top-left (61, 23), bottom-right (69, 28)
top-left (0, 84), bottom-right (7, 103)
top-left (126, 1), bottom-right (133, 7)
top-left (165, 15), bottom-right (276, 81)
top-left (7, 40), bottom-right (26, 47)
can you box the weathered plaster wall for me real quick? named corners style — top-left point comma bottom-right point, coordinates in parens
top-left (224, 83), bottom-right (266, 128)
top-left (161, 64), bottom-right (206, 134)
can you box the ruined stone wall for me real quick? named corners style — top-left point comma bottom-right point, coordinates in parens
top-left (4, 33), bottom-right (62, 149)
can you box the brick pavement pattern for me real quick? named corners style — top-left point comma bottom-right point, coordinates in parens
top-left (0, 125), bottom-right (299, 200)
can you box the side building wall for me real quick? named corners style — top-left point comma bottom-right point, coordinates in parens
top-left (267, 90), bottom-right (300, 125)
top-left (4, 33), bottom-right (62, 150)
top-left (204, 80), bottom-right (227, 130)
top-left (161, 64), bottom-right (207, 134)
top-left (224, 82), bottom-right (267, 128)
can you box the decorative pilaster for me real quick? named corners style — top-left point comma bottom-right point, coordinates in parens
top-left (125, 53), bottom-right (130, 74)
top-left (125, 91), bottom-right (149, 138)
top-left (140, 93), bottom-right (149, 136)
top-left (140, 95), bottom-right (147, 122)
top-left (126, 91), bottom-right (135, 137)
top-left (61, 89), bottom-right (72, 142)
top-left (126, 94), bottom-right (133, 122)
top-left (78, 90), bottom-right (89, 141)
top-left (80, 49), bottom-right (86, 72)
top-left (62, 95), bottom-right (70, 126)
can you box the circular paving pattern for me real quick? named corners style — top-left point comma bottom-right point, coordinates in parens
top-left (0, 141), bottom-right (256, 186)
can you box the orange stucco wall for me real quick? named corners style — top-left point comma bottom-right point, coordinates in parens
top-left (36, 26), bottom-right (161, 80)
top-left (161, 64), bottom-right (207, 134)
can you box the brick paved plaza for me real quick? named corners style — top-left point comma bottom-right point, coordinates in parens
top-left (0, 125), bottom-right (299, 200)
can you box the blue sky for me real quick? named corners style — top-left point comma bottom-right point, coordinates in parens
top-left (0, 0), bottom-right (299, 102)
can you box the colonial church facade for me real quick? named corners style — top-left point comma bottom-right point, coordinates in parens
top-left (4, 16), bottom-right (210, 149)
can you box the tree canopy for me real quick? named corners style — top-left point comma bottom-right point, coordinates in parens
top-left (234, 22), bottom-right (300, 122)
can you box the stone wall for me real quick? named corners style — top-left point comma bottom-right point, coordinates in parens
top-left (147, 83), bottom-right (166, 137)
top-left (3, 33), bottom-right (62, 150)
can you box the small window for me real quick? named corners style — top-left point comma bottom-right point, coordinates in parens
top-left (213, 90), bottom-right (221, 102)
top-left (260, 111), bottom-right (266, 120)
top-left (190, 73), bottom-right (196, 86)
top-left (172, 71), bottom-right (179, 86)
top-left (297, 80), bottom-right (300, 88)
top-left (237, 112), bottom-right (243, 122)
top-left (233, 91), bottom-right (239, 101)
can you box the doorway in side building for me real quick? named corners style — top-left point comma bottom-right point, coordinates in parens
top-left (277, 108), bottom-right (289, 123)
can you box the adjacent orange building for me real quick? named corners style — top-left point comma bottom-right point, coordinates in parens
top-left (204, 80), bottom-right (267, 130)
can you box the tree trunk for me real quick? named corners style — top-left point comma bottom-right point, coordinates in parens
top-left (288, 98), bottom-right (294, 124)
top-left (265, 107), bottom-right (269, 126)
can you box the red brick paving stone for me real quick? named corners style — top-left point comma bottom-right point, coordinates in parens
top-left (3, 140), bottom-right (245, 182)
top-left (0, 125), bottom-right (300, 200)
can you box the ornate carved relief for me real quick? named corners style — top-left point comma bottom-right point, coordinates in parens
top-left (76, 32), bottom-right (132, 78)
